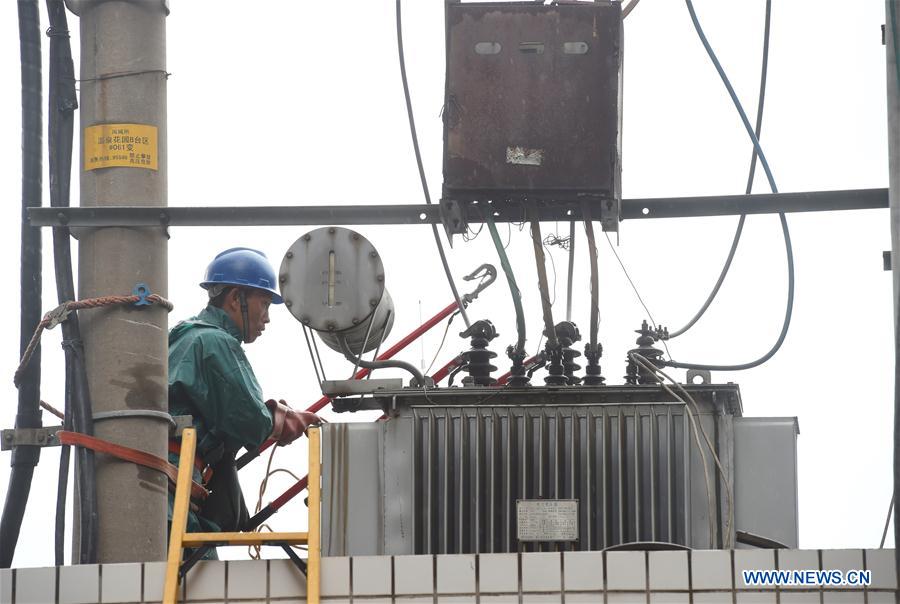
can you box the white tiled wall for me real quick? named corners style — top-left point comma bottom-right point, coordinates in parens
top-left (0, 549), bottom-right (895, 603)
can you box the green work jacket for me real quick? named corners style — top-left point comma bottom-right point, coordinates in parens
top-left (167, 305), bottom-right (273, 536)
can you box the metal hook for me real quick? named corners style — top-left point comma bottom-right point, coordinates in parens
top-left (462, 263), bottom-right (497, 303)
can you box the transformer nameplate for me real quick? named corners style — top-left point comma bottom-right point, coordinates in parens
top-left (516, 499), bottom-right (578, 542)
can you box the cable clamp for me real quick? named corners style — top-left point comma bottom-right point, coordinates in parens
top-left (132, 282), bottom-right (153, 306)
top-left (45, 303), bottom-right (71, 330)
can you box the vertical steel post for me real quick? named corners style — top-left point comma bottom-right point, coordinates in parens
top-left (70, 0), bottom-right (169, 562)
top-left (888, 0), bottom-right (900, 579)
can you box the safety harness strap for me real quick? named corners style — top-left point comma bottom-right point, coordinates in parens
top-left (57, 431), bottom-right (209, 500)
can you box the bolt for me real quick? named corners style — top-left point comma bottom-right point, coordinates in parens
top-left (303, 234), bottom-right (311, 241)
top-left (376, 275), bottom-right (384, 282)
top-left (352, 318), bottom-right (359, 325)
top-left (327, 322), bottom-right (336, 331)
top-left (352, 233), bottom-right (359, 240)
top-left (159, 212), bottom-right (170, 224)
top-left (300, 316), bottom-right (310, 324)
top-left (370, 251), bottom-right (378, 258)
top-left (285, 300), bottom-right (293, 308)
top-left (3, 433), bottom-right (12, 442)
top-left (279, 276), bottom-right (287, 283)
top-left (57, 212), bottom-right (69, 225)
top-left (36, 434), bottom-right (45, 443)
top-left (328, 227), bottom-right (336, 234)
top-left (370, 299), bottom-right (378, 307)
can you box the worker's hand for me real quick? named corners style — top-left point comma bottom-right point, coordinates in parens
top-left (265, 399), bottom-right (321, 446)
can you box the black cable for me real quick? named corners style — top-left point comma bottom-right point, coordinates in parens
top-left (45, 0), bottom-right (98, 563)
top-left (396, 0), bottom-right (470, 329)
top-left (0, 0), bottom-right (43, 569)
top-left (664, 0), bottom-right (794, 372)
top-left (668, 0), bottom-right (771, 340)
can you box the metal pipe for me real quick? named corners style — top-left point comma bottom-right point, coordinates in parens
top-left (337, 335), bottom-right (425, 387)
top-left (886, 0), bottom-right (900, 569)
top-left (74, 0), bottom-right (169, 562)
top-left (0, 0), bottom-right (43, 568)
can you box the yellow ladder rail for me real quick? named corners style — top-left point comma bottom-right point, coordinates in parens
top-left (163, 427), bottom-right (321, 604)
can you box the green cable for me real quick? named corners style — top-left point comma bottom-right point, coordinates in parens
top-left (485, 213), bottom-right (526, 354)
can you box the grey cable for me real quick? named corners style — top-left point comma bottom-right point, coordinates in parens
top-left (665, 0), bottom-right (794, 372)
top-left (565, 221), bottom-right (576, 322)
top-left (668, 0), bottom-right (771, 340)
top-left (396, 0), bottom-right (471, 329)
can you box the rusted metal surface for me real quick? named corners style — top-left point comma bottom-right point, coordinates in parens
top-left (442, 1), bottom-right (622, 203)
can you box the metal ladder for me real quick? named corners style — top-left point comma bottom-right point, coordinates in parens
top-left (163, 426), bottom-right (321, 603)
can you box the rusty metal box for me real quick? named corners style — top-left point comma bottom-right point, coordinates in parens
top-left (442, 1), bottom-right (623, 204)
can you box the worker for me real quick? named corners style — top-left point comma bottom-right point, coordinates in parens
top-left (167, 247), bottom-right (319, 553)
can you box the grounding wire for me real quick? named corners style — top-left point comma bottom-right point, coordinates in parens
top-left (667, 0), bottom-right (771, 340)
top-left (396, 0), bottom-right (470, 329)
top-left (632, 352), bottom-right (735, 549)
top-left (630, 352), bottom-right (717, 548)
top-left (424, 312), bottom-right (457, 376)
top-left (664, 0), bottom-right (794, 372)
top-left (604, 232), bottom-right (671, 360)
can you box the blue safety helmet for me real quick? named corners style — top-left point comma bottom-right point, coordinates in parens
top-left (200, 247), bottom-right (284, 304)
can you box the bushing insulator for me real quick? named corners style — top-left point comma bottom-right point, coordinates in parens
top-left (506, 345), bottom-right (531, 387)
top-left (459, 319), bottom-right (499, 386)
top-left (624, 320), bottom-right (665, 385)
top-left (583, 342), bottom-right (605, 386)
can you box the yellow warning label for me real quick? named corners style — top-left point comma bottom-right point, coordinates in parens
top-left (84, 123), bottom-right (158, 171)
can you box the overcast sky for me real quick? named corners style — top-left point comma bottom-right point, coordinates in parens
top-left (0, 0), bottom-right (893, 567)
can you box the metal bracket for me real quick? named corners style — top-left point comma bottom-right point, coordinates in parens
top-left (685, 369), bottom-right (712, 385)
top-left (1, 426), bottom-right (62, 451)
top-left (439, 198), bottom-right (468, 245)
top-left (598, 196), bottom-right (621, 233)
top-left (132, 282), bottom-right (152, 306)
top-left (172, 415), bottom-right (193, 436)
top-left (321, 378), bottom-right (404, 397)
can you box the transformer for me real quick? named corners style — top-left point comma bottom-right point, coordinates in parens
top-left (318, 384), bottom-right (799, 556)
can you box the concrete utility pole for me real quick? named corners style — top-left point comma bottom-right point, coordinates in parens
top-left (67, 0), bottom-right (169, 562)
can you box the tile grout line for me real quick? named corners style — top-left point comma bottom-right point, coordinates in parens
top-left (644, 550), bottom-right (649, 604)
top-left (862, 549), bottom-right (869, 604)
top-left (687, 549), bottom-right (693, 604)
top-left (559, 550), bottom-right (565, 604)
top-left (602, 549), bottom-right (608, 604)
top-left (730, 548), bottom-right (736, 604)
